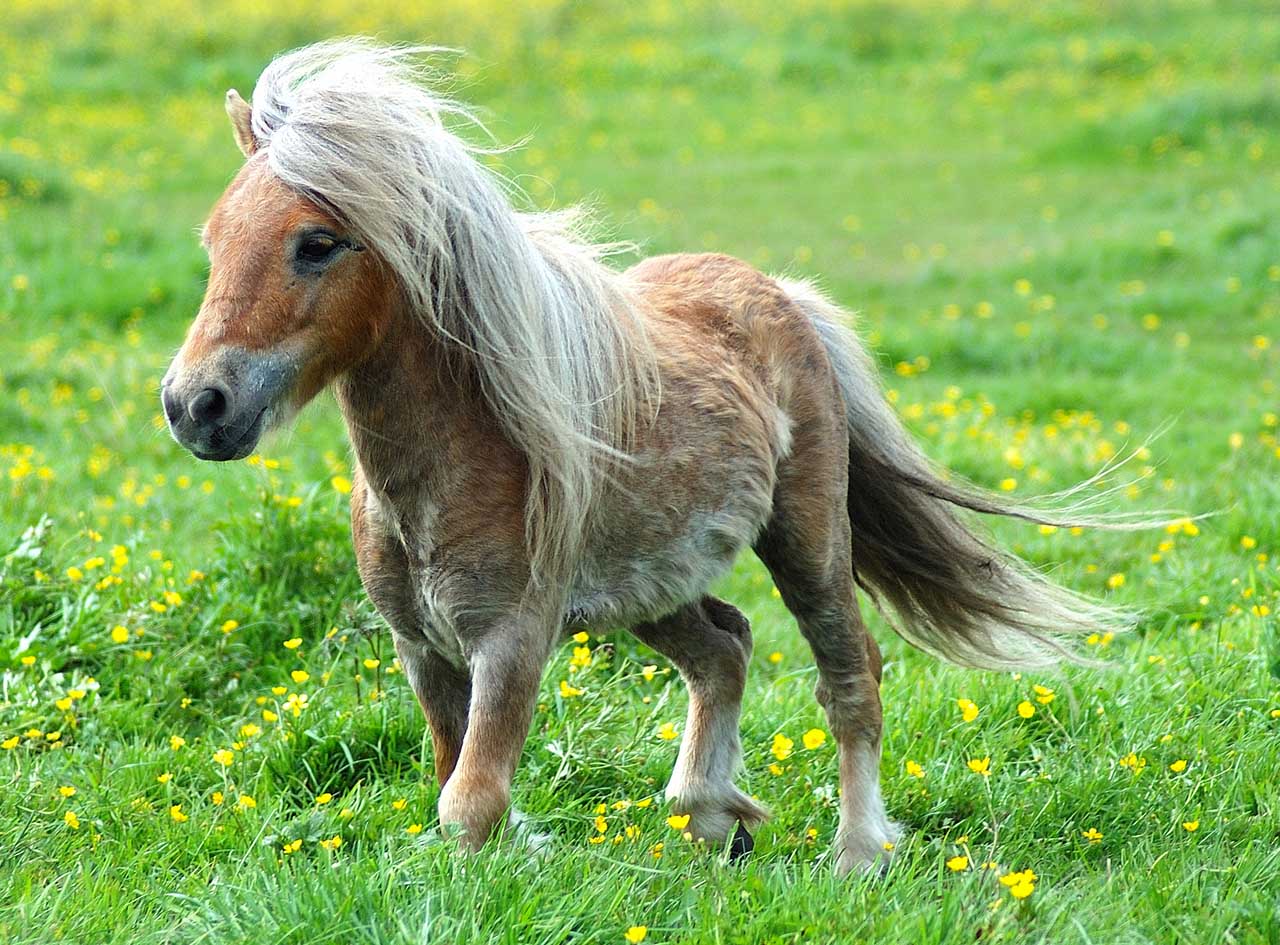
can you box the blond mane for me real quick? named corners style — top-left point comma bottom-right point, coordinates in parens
top-left (247, 39), bottom-right (657, 591)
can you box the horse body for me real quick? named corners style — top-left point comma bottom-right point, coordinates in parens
top-left (163, 41), bottom-right (1129, 875)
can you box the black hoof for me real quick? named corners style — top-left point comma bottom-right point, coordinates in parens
top-left (729, 822), bottom-right (754, 861)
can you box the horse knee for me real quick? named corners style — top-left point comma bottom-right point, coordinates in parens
top-left (815, 675), bottom-right (883, 742)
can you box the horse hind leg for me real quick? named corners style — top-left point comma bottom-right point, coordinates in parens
top-left (631, 596), bottom-right (770, 855)
top-left (755, 499), bottom-right (901, 876)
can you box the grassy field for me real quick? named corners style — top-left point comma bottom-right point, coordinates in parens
top-left (3, 1), bottom-right (1280, 942)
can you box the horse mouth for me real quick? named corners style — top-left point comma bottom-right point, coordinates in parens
top-left (191, 406), bottom-right (268, 462)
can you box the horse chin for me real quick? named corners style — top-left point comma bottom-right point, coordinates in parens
top-left (189, 404), bottom-right (270, 462)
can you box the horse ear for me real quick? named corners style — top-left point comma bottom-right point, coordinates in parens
top-left (225, 89), bottom-right (258, 157)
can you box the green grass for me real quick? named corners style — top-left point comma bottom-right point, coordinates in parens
top-left (3, 1), bottom-right (1280, 942)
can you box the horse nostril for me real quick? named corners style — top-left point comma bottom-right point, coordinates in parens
top-left (189, 386), bottom-right (230, 426)
top-left (161, 387), bottom-right (182, 425)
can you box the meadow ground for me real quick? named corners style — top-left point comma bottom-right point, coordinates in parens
top-left (2, 1), bottom-right (1279, 942)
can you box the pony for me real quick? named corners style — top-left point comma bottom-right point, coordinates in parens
top-left (162, 40), bottom-right (1129, 874)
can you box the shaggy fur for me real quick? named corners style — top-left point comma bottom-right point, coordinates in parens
top-left (247, 40), bottom-right (658, 594)
top-left (162, 41), bottom-right (1135, 875)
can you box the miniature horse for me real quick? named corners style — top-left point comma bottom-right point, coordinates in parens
top-left (162, 41), bottom-right (1124, 874)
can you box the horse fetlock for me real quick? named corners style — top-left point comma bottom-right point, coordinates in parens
top-left (833, 817), bottom-right (902, 877)
top-left (669, 782), bottom-right (770, 847)
top-left (438, 776), bottom-right (511, 851)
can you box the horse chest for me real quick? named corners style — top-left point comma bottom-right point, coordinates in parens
top-left (361, 487), bottom-right (468, 668)
top-left (407, 568), bottom-right (466, 667)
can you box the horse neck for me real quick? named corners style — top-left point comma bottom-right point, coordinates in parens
top-left (334, 297), bottom-right (496, 505)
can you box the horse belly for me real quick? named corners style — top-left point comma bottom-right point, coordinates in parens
top-left (570, 459), bottom-right (777, 630)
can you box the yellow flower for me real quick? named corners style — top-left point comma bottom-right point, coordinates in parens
top-left (316, 793), bottom-right (333, 805)
top-left (657, 722), bottom-right (679, 741)
top-left (1017, 701), bottom-right (1035, 719)
top-left (239, 723), bottom-right (260, 738)
top-left (236, 794), bottom-right (256, 810)
top-left (999, 478), bottom-right (1017, 492)
top-left (1, 736), bottom-right (18, 750)
top-left (110, 625), bottom-right (130, 644)
top-left (968, 757), bottom-right (991, 777)
top-left (157, 772), bottom-right (172, 784)
top-left (212, 748), bottom-right (235, 766)
top-left (169, 805), bottom-right (188, 823)
top-left (1106, 573), bottom-right (1125, 590)
top-left (569, 646), bottom-right (592, 669)
top-left (220, 620), bottom-right (239, 634)
top-left (905, 759), bottom-right (925, 779)
top-left (319, 835), bottom-right (343, 850)
top-left (211, 791), bottom-right (225, 805)
top-left (957, 698), bottom-right (979, 723)
top-left (1169, 759), bottom-right (1187, 773)
top-left (283, 638), bottom-right (302, 650)
top-left (406, 823), bottom-right (423, 834)
top-left (802, 728), bottom-right (827, 750)
top-left (290, 670), bottom-right (310, 684)
top-left (66, 566), bottom-right (83, 582)
top-left (58, 785), bottom-right (76, 797)
top-left (946, 855), bottom-right (969, 871)
top-left (1033, 685), bottom-right (1055, 705)
top-left (64, 810), bottom-right (80, 829)
top-left (283, 839), bottom-right (302, 854)
top-left (572, 631), bottom-right (590, 644)
top-left (1182, 820), bottom-right (1199, 832)
top-left (1000, 868), bottom-right (1037, 899)
top-left (771, 733), bottom-right (794, 760)
top-left (1082, 827), bottom-right (1102, 843)
top-left (392, 798), bottom-right (407, 811)
top-left (363, 658), bottom-right (381, 670)
top-left (262, 709), bottom-right (279, 723)
top-left (559, 680), bottom-right (583, 698)
top-left (641, 665), bottom-right (657, 682)
top-left (666, 814), bottom-right (690, 831)
top-left (1119, 752), bottom-right (1146, 773)
top-left (624, 927), bottom-right (648, 944)
top-left (331, 475), bottom-right (353, 494)
top-left (768, 651), bottom-right (783, 664)
top-left (169, 735), bottom-right (186, 751)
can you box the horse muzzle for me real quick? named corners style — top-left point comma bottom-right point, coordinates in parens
top-left (161, 347), bottom-right (295, 462)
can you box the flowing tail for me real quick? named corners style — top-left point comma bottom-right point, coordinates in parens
top-left (776, 277), bottom-right (1134, 671)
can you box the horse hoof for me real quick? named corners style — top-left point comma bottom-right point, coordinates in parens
top-left (729, 822), bottom-right (754, 861)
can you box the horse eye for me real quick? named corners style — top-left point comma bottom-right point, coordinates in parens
top-left (296, 235), bottom-right (340, 264)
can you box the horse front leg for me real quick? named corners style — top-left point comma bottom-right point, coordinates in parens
top-left (437, 618), bottom-right (555, 851)
top-left (394, 631), bottom-right (471, 786)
